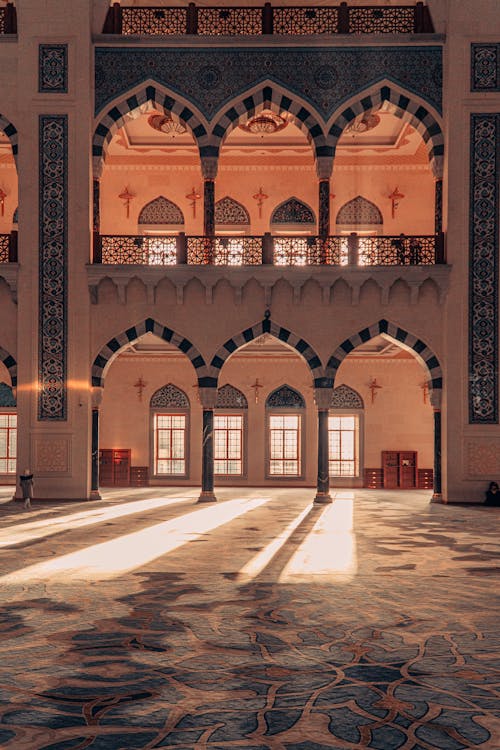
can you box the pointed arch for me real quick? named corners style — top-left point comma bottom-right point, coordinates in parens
top-left (210, 82), bottom-right (328, 160)
top-left (331, 384), bottom-right (364, 409)
top-left (92, 318), bottom-right (210, 388)
top-left (266, 385), bottom-right (305, 409)
top-left (336, 196), bottom-right (382, 226)
top-left (327, 81), bottom-right (444, 178)
top-left (0, 382), bottom-right (15, 407)
top-left (215, 384), bottom-right (248, 409)
top-left (0, 114), bottom-right (18, 166)
top-left (215, 197), bottom-right (250, 226)
top-left (326, 319), bottom-right (442, 401)
top-left (150, 384), bottom-right (190, 409)
top-left (271, 197), bottom-right (316, 226)
top-left (138, 196), bottom-right (184, 225)
top-left (92, 82), bottom-right (209, 178)
top-left (209, 317), bottom-right (325, 386)
top-left (0, 345), bottom-right (17, 387)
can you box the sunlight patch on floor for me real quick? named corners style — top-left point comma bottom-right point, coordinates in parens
top-left (279, 496), bottom-right (357, 581)
top-left (1, 496), bottom-right (271, 582)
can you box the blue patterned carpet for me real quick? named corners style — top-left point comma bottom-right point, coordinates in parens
top-left (0, 488), bottom-right (498, 749)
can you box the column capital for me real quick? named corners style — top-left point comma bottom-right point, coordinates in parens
top-left (91, 386), bottom-right (103, 409)
top-left (314, 387), bottom-right (332, 410)
top-left (201, 157), bottom-right (218, 180)
top-left (198, 386), bottom-right (218, 409)
top-left (316, 156), bottom-right (333, 181)
top-left (430, 389), bottom-right (442, 409)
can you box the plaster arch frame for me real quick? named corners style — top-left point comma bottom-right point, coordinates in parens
top-left (91, 318), bottom-right (210, 389)
top-left (208, 316), bottom-right (325, 386)
top-left (327, 80), bottom-right (444, 179)
top-left (92, 81), bottom-right (210, 179)
top-left (325, 318), bottom-right (443, 406)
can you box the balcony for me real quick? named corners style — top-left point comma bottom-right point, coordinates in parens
top-left (88, 232), bottom-right (450, 306)
top-left (102, 2), bottom-right (434, 37)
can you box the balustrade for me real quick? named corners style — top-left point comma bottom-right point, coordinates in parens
top-left (96, 233), bottom-right (444, 267)
top-left (103, 2), bottom-right (434, 36)
top-left (0, 3), bottom-right (16, 34)
top-left (0, 233), bottom-right (17, 263)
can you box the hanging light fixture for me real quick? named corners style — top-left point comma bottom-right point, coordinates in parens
top-left (345, 113), bottom-right (381, 135)
top-left (148, 113), bottom-right (187, 138)
top-left (239, 110), bottom-right (288, 136)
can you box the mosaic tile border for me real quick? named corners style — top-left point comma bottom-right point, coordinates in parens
top-left (469, 114), bottom-right (499, 423)
top-left (471, 43), bottom-right (500, 92)
top-left (38, 115), bottom-right (68, 421)
top-left (39, 44), bottom-right (68, 94)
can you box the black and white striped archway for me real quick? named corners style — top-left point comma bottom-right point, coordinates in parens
top-left (0, 345), bottom-right (17, 387)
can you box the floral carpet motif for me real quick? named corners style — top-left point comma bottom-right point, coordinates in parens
top-left (0, 488), bottom-right (498, 749)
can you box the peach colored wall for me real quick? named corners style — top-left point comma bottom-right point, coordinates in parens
top-left (100, 163), bottom-right (435, 236)
top-left (0, 165), bottom-right (17, 234)
top-left (99, 345), bottom-right (433, 486)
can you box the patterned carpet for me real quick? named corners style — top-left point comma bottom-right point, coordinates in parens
top-left (0, 487), bottom-right (498, 749)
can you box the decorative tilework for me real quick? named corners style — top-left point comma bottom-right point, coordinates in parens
top-left (469, 114), bottom-right (499, 423)
top-left (215, 384), bottom-right (248, 409)
top-left (215, 197), bottom-right (249, 225)
top-left (0, 346), bottom-right (17, 387)
top-left (471, 43), bottom-right (500, 92)
top-left (326, 319), bottom-right (443, 398)
top-left (92, 318), bottom-right (210, 388)
top-left (138, 196), bottom-right (184, 225)
top-left (150, 384), bottom-right (189, 409)
top-left (266, 384), bottom-right (305, 408)
top-left (39, 44), bottom-right (68, 94)
top-left (39, 115), bottom-right (67, 421)
top-left (95, 47), bottom-right (442, 121)
top-left (0, 382), bottom-right (15, 407)
top-left (271, 198), bottom-right (315, 225)
top-left (331, 384), bottom-right (364, 409)
top-left (336, 195), bottom-right (382, 225)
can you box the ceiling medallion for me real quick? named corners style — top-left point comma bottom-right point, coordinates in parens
top-left (239, 110), bottom-right (288, 136)
top-left (345, 113), bottom-right (381, 135)
top-left (147, 113), bottom-right (187, 138)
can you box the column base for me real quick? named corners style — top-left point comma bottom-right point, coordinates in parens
top-left (89, 490), bottom-right (102, 501)
top-left (314, 491), bottom-right (333, 504)
top-left (430, 492), bottom-right (443, 504)
top-left (198, 491), bottom-right (217, 503)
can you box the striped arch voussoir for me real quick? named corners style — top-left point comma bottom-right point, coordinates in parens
top-left (93, 86), bottom-right (208, 177)
top-left (329, 87), bottom-right (444, 178)
top-left (0, 345), bottom-right (17, 387)
top-left (326, 320), bottom-right (443, 396)
top-left (212, 87), bottom-right (326, 155)
top-left (0, 115), bottom-right (18, 164)
top-left (91, 319), bottom-right (209, 387)
top-left (208, 319), bottom-right (324, 383)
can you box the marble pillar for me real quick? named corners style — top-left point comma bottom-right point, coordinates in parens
top-left (314, 387), bottom-right (333, 504)
top-left (198, 387), bottom-right (217, 503)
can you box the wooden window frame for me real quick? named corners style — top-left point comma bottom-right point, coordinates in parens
top-left (151, 411), bottom-right (189, 479)
top-left (213, 412), bottom-right (246, 478)
top-left (0, 411), bottom-right (17, 475)
top-left (266, 410), bottom-right (305, 479)
top-left (328, 410), bottom-right (364, 483)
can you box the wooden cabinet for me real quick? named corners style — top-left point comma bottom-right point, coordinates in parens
top-left (99, 449), bottom-right (131, 486)
top-left (382, 451), bottom-right (417, 489)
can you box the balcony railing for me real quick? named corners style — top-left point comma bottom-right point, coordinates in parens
top-left (102, 2), bottom-right (434, 36)
top-left (0, 3), bottom-right (17, 34)
top-left (0, 233), bottom-right (17, 262)
top-left (95, 233), bottom-right (445, 266)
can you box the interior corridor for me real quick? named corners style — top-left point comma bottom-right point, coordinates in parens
top-left (0, 488), bottom-right (498, 749)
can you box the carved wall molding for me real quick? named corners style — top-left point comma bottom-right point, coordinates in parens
top-left (466, 439), bottom-right (500, 478)
top-left (32, 434), bottom-right (71, 475)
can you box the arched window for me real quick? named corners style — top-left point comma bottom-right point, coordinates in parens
top-left (329, 384), bottom-right (364, 481)
top-left (214, 385), bottom-right (248, 477)
top-left (0, 382), bottom-right (16, 476)
top-left (271, 198), bottom-right (316, 265)
top-left (266, 385), bottom-right (305, 477)
top-left (138, 196), bottom-right (184, 265)
top-left (150, 384), bottom-right (189, 477)
top-left (336, 196), bottom-right (383, 265)
top-left (271, 198), bottom-right (316, 229)
top-left (215, 197), bottom-right (250, 229)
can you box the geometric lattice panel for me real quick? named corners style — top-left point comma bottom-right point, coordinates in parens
top-left (471, 43), bottom-right (500, 92)
top-left (150, 384), bottom-right (189, 409)
top-left (469, 113), bottom-right (499, 423)
top-left (215, 384), bottom-right (248, 409)
top-left (138, 196), bottom-right (184, 225)
top-left (331, 384), bottom-right (364, 409)
top-left (39, 44), bottom-right (68, 94)
top-left (336, 195), bottom-right (383, 225)
top-left (38, 115), bottom-right (68, 420)
top-left (266, 385), bottom-right (305, 408)
top-left (215, 197), bottom-right (250, 225)
top-left (0, 382), bottom-right (15, 407)
top-left (271, 198), bottom-right (315, 225)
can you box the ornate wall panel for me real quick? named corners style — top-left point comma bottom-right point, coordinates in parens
top-left (471, 44), bottom-right (500, 92)
top-left (33, 435), bottom-right (71, 474)
top-left (95, 47), bottom-right (442, 120)
top-left (150, 384), bottom-right (189, 409)
top-left (39, 44), bottom-right (68, 94)
top-left (271, 198), bottom-right (315, 225)
top-left (469, 114), bottom-right (499, 423)
top-left (466, 439), bottom-right (500, 477)
top-left (39, 115), bottom-right (68, 420)
top-left (139, 196), bottom-right (184, 225)
top-left (266, 385), bottom-right (305, 409)
top-left (336, 196), bottom-right (383, 225)
top-left (331, 384), bottom-right (364, 409)
top-left (215, 197), bottom-right (250, 225)
top-left (0, 382), bottom-right (15, 407)
top-left (215, 384), bottom-right (248, 409)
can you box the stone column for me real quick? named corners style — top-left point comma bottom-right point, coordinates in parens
top-left (434, 178), bottom-right (443, 235)
top-left (430, 390), bottom-right (442, 503)
top-left (90, 387), bottom-right (103, 500)
top-left (314, 387), bottom-right (333, 504)
top-left (316, 157), bottom-right (333, 263)
top-left (198, 387), bottom-right (218, 503)
top-left (201, 156), bottom-right (218, 263)
top-left (93, 178), bottom-right (101, 263)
